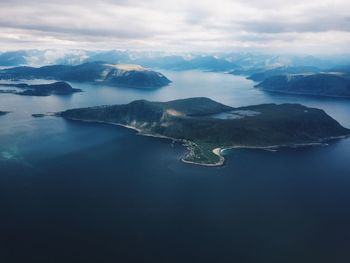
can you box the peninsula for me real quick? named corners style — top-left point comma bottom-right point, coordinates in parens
top-left (255, 73), bottom-right (350, 98)
top-left (58, 97), bottom-right (350, 166)
top-left (0, 62), bottom-right (171, 89)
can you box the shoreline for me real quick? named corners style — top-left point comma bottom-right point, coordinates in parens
top-left (256, 87), bottom-right (350, 99)
top-left (222, 135), bottom-right (349, 152)
top-left (61, 117), bottom-right (349, 167)
top-left (62, 117), bottom-right (225, 167)
top-left (180, 147), bottom-right (225, 167)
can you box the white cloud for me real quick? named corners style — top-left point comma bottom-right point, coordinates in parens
top-left (0, 0), bottom-right (349, 54)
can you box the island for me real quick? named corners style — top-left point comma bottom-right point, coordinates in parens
top-left (0, 111), bottom-right (8, 116)
top-left (0, 81), bottom-right (81, 96)
top-left (255, 73), bottom-right (350, 98)
top-left (0, 62), bottom-right (171, 89)
top-left (31, 114), bottom-right (46, 118)
top-left (58, 97), bottom-right (350, 166)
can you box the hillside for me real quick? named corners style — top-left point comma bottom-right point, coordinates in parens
top-left (256, 73), bottom-right (350, 98)
top-left (0, 62), bottom-right (171, 89)
top-left (246, 66), bottom-right (321, 82)
top-left (59, 97), bottom-right (350, 166)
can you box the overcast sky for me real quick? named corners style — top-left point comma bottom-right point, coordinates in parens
top-left (0, 0), bottom-right (349, 54)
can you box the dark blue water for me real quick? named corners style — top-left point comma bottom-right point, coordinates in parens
top-left (1, 71), bottom-right (350, 263)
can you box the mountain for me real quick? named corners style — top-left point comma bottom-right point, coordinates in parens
top-left (0, 50), bottom-right (239, 71)
top-left (0, 62), bottom-right (171, 89)
top-left (83, 50), bottom-right (130, 65)
top-left (139, 55), bottom-right (237, 71)
top-left (228, 54), bottom-right (350, 77)
top-left (58, 97), bottom-right (350, 166)
top-left (0, 51), bottom-right (28, 66)
top-left (0, 81), bottom-right (81, 96)
top-left (256, 73), bottom-right (350, 98)
top-left (2, 50), bottom-right (350, 74)
top-left (0, 50), bottom-right (90, 67)
top-left (246, 66), bottom-right (321, 82)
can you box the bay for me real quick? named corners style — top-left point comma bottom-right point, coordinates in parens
top-left (1, 70), bottom-right (350, 262)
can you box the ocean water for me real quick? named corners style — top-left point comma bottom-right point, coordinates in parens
top-left (1, 70), bottom-right (350, 262)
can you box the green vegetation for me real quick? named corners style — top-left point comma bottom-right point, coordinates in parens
top-left (59, 97), bottom-right (350, 166)
top-left (183, 142), bottom-right (222, 165)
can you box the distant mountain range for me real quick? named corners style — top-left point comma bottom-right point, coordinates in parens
top-left (0, 62), bottom-right (171, 89)
top-left (0, 51), bottom-right (28, 66)
top-left (2, 50), bottom-right (350, 98)
top-left (2, 50), bottom-right (350, 73)
top-left (0, 82), bottom-right (81, 96)
top-left (59, 97), bottom-right (350, 166)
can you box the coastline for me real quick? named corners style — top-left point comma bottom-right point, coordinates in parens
top-left (62, 116), bottom-right (227, 167)
top-left (222, 135), bottom-right (349, 151)
top-left (60, 117), bottom-right (349, 167)
top-left (181, 134), bottom-right (349, 167)
top-left (256, 87), bottom-right (350, 99)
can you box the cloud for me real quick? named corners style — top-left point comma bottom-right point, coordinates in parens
top-left (0, 0), bottom-right (349, 54)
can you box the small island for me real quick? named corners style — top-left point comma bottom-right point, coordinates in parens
top-left (0, 111), bottom-right (8, 116)
top-left (0, 81), bottom-right (81, 96)
top-left (0, 62), bottom-right (171, 89)
top-left (32, 114), bottom-right (46, 118)
top-left (58, 97), bottom-right (350, 166)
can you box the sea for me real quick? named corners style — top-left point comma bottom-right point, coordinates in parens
top-left (1, 70), bottom-right (350, 262)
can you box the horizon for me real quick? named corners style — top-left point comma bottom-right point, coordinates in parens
top-left (1, 48), bottom-right (350, 57)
